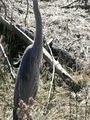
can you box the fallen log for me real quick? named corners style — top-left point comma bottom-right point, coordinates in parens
top-left (0, 16), bottom-right (81, 92)
top-left (15, 25), bottom-right (81, 71)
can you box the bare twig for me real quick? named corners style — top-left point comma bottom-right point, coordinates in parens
top-left (0, 35), bottom-right (16, 80)
top-left (48, 58), bottom-right (55, 98)
top-left (61, 0), bottom-right (78, 8)
top-left (47, 41), bottom-right (55, 102)
top-left (0, 0), bottom-right (7, 18)
top-left (7, 114), bottom-right (13, 120)
top-left (24, 0), bottom-right (29, 26)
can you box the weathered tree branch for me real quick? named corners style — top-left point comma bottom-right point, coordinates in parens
top-left (61, 0), bottom-right (78, 8)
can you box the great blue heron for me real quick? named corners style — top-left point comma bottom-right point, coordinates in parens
top-left (13, 0), bottom-right (42, 119)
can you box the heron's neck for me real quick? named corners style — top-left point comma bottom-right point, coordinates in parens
top-left (33, 0), bottom-right (42, 51)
